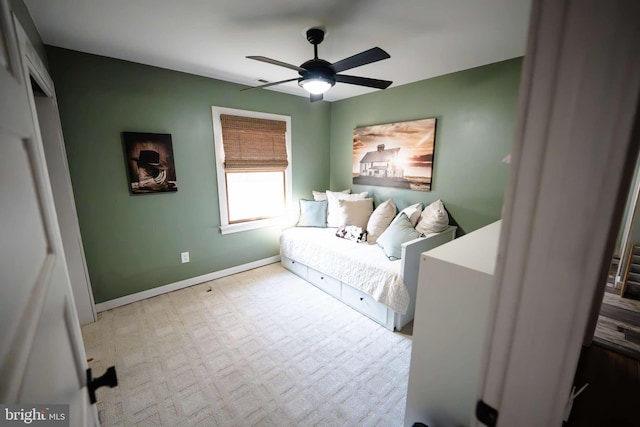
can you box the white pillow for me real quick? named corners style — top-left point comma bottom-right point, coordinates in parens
top-left (415, 199), bottom-right (449, 235)
top-left (326, 190), bottom-right (368, 227)
top-left (366, 199), bottom-right (397, 244)
top-left (312, 189), bottom-right (350, 201)
top-left (337, 198), bottom-right (374, 229)
top-left (392, 202), bottom-right (423, 228)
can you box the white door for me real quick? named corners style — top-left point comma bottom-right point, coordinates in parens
top-left (474, 0), bottom-right (640, 426)
top-left (0, 2), bottom-right (99, 425)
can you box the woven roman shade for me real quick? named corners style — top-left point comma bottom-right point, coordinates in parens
top-left (221, 114), bottom-right (288, 170)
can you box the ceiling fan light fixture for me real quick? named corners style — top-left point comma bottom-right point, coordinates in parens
top-left (299, 76), bottom-right (334, 94)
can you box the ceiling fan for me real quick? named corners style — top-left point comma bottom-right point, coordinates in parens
top-left (243, 27), bottom-right (392, 102)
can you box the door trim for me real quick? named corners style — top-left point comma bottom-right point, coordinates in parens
top-left (13, 14), bottom-right (97, 324)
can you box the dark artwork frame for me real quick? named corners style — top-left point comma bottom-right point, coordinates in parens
top-left (352, 118), bottom-right (437, 191)
top-left (122, 132), bottom-right (178, 194)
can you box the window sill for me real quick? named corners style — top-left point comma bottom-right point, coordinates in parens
top-left (219, 217), bottom-right (284, 235)
top-left (219, 208), bottom-right (299, 235)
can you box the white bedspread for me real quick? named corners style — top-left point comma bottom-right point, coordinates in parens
top-left (280, 227), bottom-right (409, 314)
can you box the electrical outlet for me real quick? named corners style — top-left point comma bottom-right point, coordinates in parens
top-left (181, 252), bottom-right (190, 263)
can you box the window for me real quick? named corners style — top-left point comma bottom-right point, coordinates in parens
top-left (212, 107), bottom-right (292, 234)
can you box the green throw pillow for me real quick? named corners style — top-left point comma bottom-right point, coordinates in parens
top-left (376, 212), bottom-right (423, 259)
top-left (297, 199), bottom-right (328, 227)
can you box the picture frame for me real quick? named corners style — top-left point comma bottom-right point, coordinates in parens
top-left (122, 132), bottom-right (178, 194)
top-left (352, 118), bottom-right (437, 191)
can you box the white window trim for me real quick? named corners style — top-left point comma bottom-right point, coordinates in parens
top-left (212, 106), bottom-right (292, 235)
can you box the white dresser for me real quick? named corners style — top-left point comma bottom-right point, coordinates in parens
top-left (404, 220), bottom-right (502, 427)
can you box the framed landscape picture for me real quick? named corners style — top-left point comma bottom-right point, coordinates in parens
top-left (352, 118), bottom-right (437, 191)
top-left (122, 132), bottom-right (178, 194)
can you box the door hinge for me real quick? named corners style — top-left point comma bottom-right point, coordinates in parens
top-left (476, 399), bottom-right (499, 427)
top-left (86, 366), bottom-right (118, 404)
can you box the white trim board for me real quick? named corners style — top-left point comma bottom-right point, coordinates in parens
top-left (211, 106), bottom-right (293, 235)
top-left (95, 256), bottom-right (280, 312)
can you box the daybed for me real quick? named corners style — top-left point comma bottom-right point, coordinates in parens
top-left (280, 192), bottom-right (456, 331)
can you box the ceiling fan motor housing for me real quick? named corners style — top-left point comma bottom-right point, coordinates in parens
top-left (299, 58), bottom-right (336, 85)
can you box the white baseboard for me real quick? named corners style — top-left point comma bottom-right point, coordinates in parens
top-left (95, 256), bottom-right (281, 312)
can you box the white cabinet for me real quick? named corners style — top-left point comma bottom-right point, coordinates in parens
top-left (404, 220), bottom-right (501, 427)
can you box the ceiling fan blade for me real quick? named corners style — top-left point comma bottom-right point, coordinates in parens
top-left (310, 93), bottom-right (323, 102)
top-left (246, 56), bottom-right (305, 73)
top-left (335, 74), bottom-right (392, 89)
top-left (331, 47), bottom-right (390, 73)
top-left (241, 77), bottom-right (299, 91)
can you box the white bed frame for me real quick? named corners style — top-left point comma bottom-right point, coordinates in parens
top-left (281, 226), bottom-right (457, 331)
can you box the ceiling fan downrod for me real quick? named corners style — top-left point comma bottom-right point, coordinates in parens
top-left (306, 27), bottom-right (325, 60)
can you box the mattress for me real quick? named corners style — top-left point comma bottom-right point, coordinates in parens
top-left (280, 227), bottom-right (409, 314)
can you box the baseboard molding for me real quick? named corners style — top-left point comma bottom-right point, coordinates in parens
top-left (95, 256), bottom-right (281, 312)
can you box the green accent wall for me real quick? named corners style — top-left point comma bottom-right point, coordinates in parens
top-left (330, 58), bottom-right (522, 234)
top-left (48, 45), bottom-right (521, 303)
top-left (47, 47), bottom-right (331, 303)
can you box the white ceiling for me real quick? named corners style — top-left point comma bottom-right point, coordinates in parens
top-left (23, 0), bottom-right (532, 102)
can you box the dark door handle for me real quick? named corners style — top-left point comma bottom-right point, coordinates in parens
top-left (87, 366), bottom-right (118, 404)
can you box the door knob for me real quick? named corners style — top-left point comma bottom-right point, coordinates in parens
top-left (86, 366), bottom-right (118, 404)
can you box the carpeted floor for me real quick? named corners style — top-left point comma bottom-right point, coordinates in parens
top-left (82, 263), bottom-right (412, 426)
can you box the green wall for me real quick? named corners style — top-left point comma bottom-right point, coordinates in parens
top-left (330, 58), bottom-right (522, 233)
top-left (48, 46), bottom-right (521, 303)
top-left (47, 47), bottom-right (331, 303)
